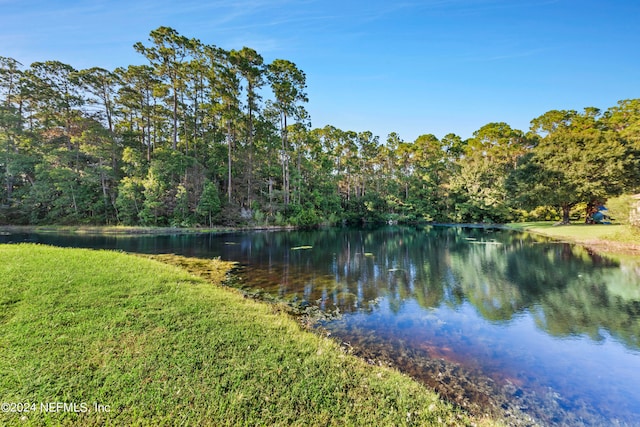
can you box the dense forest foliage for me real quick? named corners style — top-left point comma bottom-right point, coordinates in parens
top-left (1, 27), bottom-right (639, 227)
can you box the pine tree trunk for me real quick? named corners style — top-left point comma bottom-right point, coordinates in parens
top-left (227, 130), bottom-right (232, 203)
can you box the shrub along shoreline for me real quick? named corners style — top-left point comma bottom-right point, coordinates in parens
top-left (0, 244), bottom-right (501, 426)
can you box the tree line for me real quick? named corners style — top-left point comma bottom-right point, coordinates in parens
top-left (1, 27), bottom-right (639, 227)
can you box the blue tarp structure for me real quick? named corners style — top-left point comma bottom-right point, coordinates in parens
top-left (589, 205), bottom-right (611, 224)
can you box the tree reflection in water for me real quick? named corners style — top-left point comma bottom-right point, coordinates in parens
top-left (233, 226), bottom-right (640, 426)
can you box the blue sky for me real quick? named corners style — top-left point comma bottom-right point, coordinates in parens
top-left (1, 0), bottom-right (639, 141)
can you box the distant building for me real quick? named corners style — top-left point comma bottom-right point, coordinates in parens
top-left (631, 194), bottom-right (640, 227)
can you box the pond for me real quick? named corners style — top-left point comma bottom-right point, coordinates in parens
top-left (2, 226), bottom-right (640, 426)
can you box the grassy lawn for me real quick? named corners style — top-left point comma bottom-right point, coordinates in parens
top-left (505, 221), bottom-right (640, 256)
top-left (0, 244), bottom-right (496, 426)
top-left (507, 221), bottom-right (626, 239)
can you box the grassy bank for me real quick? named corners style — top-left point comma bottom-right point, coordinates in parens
top-left (505, 222), bottom-right (640, 256)
top-left (0, 244), bottom-right (496, 426)
top-left (0, 224), bottom-right (299, 236)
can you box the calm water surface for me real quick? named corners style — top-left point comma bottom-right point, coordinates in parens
top-left (3, 226), bottom-right (640, 426)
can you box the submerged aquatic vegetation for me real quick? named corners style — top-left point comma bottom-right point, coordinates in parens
top-left (146, 253), bottom-right (343, 325)
top-left (141, 253), bottom-right (237, 286)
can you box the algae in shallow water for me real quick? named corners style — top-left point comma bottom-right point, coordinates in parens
top-left (141, 253), bottom-right (237, 285)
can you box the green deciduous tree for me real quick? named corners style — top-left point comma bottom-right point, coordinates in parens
top-left (197, 180), bottom-right (221, 227)
top-left (524, 108), bottom-right (634, 223)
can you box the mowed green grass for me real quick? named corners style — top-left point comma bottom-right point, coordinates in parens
top-left (0, 244), bottom-right (491, 426)
top-left (507, 222), bottom-right (640, 246)
top-left (507, 221), bottom-right (624, 239)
